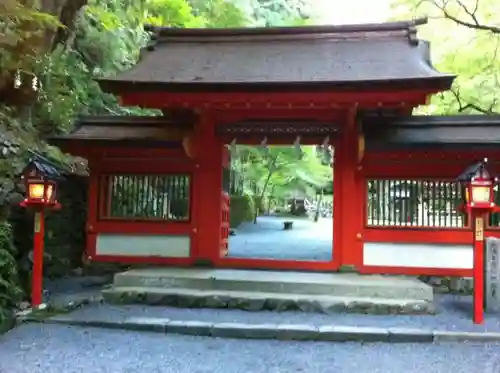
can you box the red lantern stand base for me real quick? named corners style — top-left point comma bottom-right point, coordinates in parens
top-left (20, 201), bottom-right (61, 308)
top-left (471, 211), bottom-right (486, 324)
top-left (460, 205), bottom-right (500, 324)
top-left (31, 208), bottom-right (45, 307)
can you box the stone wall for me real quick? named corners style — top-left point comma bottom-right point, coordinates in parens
top-left (420, 276), bottom-right (473, 294)
top-left (421, 237), bottom-right (500, 300)
top-left (10, 174), bottom-right (88, 286)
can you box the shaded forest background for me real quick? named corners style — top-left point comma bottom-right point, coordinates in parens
top-left (0, 0), bottom-right (498, 322)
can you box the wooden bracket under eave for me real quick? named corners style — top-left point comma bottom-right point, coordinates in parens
top-left (357, 132), bottom-right (365, 164)
top-left (182, 130), bottom-right (197, 159)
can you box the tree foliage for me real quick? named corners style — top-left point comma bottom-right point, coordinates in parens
top-left (244, 0), bottom-right (312, 26)
top-left (0, 0), bottom-right (315, 316)
top-left (391, 0), bottom-right (500, 114)
top-left (233, 145), bottom-right (332, 203)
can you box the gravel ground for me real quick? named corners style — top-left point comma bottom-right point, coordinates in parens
top-left (228, 216), bottom-right (333, 261)
top-left (49, 293), bottom-right (500, 333)
top-left (1, 323), bottom-right (500, 373)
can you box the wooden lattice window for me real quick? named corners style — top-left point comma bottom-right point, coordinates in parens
top-left (366, 179), bottom-right (467, 228)
top-left (99, 174), bottom-right (191, 221)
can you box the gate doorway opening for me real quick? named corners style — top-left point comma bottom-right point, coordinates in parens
top-left (221, 143), bottom-right (335, 263)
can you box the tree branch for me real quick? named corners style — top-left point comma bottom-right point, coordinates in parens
top-left (449, 88), bottom-right (497, 114)
top-left (430, 0), bottom-right (500, 34)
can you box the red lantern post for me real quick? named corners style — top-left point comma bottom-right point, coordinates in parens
top-left (457, 158), bottom-right (499, 324)
top-left (20, 161), bottom-right (61, 308)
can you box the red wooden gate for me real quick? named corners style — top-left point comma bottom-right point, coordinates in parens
top-left (220, 191), bottom-right (230, 257)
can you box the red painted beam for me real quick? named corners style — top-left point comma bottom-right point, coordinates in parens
top-left (92, 160), bottom-right (195, 174)
top-left (93, 221), bottom-right (193, 235)
top-left (364, 228), bottom-right (471, 244)
top-left (120, 91), bottom-right (430, 109)
top-left (359, 265), bottom-right (473, 277)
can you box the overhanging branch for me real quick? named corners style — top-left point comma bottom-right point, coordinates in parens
top-left (430, 0), bottom-right (500, 34)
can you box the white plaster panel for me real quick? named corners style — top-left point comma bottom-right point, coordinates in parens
top-left (96, 234), bottom-right (190, 258)
top-left (363, 242), bottom-right (473, 269)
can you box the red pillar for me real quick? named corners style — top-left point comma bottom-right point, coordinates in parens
top-left (31, 209), bottom-right (45, 307)
top-left (472, 213), bottom-right (485, 324)
top-left (334, 107), bottom-right (364, 269)
top-left (193, 111), bottom-right (223, 264)
top-left (86, 161), bottom-right (99, 260)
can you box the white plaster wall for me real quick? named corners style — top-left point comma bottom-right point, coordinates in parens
top-left (363, 243), bottom-right (473, 269)
top-left (96, 234), bottom-right (190, 258)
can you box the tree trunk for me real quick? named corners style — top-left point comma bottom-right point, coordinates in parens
top-left (40, 0), bottom-right (89, 51)
top-left (267, 184), bottom-right (275, 215)
top-left (313, 189), bottom-right (323, 222)
top-left (254, 170), bottom-right (273, 223)
top-left (253, 155), bottom-right (278, 224)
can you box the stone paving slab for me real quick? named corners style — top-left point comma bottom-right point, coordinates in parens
top-left (113, 268), bottom-right (432, 300)
top-left (27, 314), bottom-right (500, 344)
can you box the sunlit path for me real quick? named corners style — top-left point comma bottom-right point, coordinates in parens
top-left (228, 216), bottom-right (333, 261)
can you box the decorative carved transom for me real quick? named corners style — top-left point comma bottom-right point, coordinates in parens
top-left (215, 121), bottom-right (338, 136)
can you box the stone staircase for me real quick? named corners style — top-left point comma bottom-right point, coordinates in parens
top-left (102, 268), bottom-right (435, 315)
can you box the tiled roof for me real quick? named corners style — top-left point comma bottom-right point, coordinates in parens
top-left (364, 115), bottom-right (500, 149)
top-left (98, 18), bottom-right (454, 94)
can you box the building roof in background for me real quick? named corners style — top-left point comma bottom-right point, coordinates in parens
top-left (48, 115), bottom-right (193, 147)
top-left (364, 115), bottom-right (500, 150)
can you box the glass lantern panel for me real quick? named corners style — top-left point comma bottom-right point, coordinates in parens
top-left (471, 185), bottom-right (491, 203)
top-left (28, 183), bottom-right (45, 199)
top-left (45, 184), bottom-right (54, 201)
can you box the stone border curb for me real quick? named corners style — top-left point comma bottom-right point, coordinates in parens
top-left (27, 315), bottom-right (500, 344)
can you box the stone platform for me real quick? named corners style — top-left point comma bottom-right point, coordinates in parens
top-left (102, 268), bottom-right (435, 315)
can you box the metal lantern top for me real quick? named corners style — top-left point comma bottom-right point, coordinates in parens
top-left (457, 158), bottom-right (496, 184)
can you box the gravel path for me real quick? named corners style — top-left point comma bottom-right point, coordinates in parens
top-left (228, 216), bottom-right (333, 261)
top-left (48, 293), bottom-right (500, 333)
top-left (1, 323), bottom-right (500, 373)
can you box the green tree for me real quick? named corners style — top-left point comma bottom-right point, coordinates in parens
top-left (233, 145), bottom-right (332, 219)
top-left (391, 0), bottom-right (499, 114)
top-left (248, 0), bottom-right (312, 26)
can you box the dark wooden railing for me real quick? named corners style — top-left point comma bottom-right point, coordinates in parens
top-left (99, 174), bottom-right (190, 221)
top-left (366, 179), bottom-right (466, 228)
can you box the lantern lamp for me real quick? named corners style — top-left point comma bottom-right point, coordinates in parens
top-left (457, 158), bottom-right (497, 211)
top-left (19, 155), bottom-right (63, 209)
top-left (20, 173), bottom-right (60, 208)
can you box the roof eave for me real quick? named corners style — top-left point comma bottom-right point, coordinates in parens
top-left (367, 141), bottom-right (500, 151)
top-left (97, 75), bottom-right (456, 95)
top-left (48, 136), bottom-right (184, 149)
top-left (363, 114), bottom-right (500, 127)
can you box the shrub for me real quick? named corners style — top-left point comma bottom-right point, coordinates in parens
top-left (0, 221), bottom-right (23, 327)
top-left (230, 193), bottom-right (255, 228)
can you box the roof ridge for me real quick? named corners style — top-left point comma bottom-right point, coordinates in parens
top-left (145, 18), bottom-right (427, 39)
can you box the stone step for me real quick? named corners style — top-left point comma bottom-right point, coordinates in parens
top-left (102, 286), bottom-right (435, 315)
top-left (113, 268), bottom-right (433, 301)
